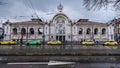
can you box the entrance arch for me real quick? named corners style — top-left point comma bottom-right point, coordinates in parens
top-left (49, 13), bottom-right (71, 41)
top-left (56, 22), bottom-right (65, 41)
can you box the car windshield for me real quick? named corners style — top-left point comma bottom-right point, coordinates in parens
top-left (4, 40), bottom-right (10, 41)
top-left (51, 40), bottom-right (56, 41)
top-left (109, 41), bottom-right (115, 42)
top-left (85, 41), bottom-right (94, 42)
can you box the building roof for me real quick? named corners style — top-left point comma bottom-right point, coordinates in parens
top-left (106, 19), bottom-right (115, 25)
top-left (76, 19), bottom-right (107, 26)
top-left (107, 18), bottom-right (120, 25)
top-left (11, 18), bottom-right (44, 25)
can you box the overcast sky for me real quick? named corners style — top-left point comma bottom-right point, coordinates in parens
top-left (0, 0), bottom-right (119, 23)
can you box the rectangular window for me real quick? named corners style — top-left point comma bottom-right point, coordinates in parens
top-left (46, 27), bottom-right (47, 34)
top-left (111, 35), bottom-right (113, 40)
top-left (119, 28), bottom-right (120, 34)
top-left (119, 24), bottom-right (120, 27)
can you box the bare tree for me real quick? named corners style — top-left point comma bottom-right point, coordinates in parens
top-left (83, 0), bottom-right (120, 10)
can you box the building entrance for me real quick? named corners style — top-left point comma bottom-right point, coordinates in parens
top-left (56, 36), bottom-right (65, 41)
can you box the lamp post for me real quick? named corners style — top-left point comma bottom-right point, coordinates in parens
top-left (114, 18), bottom-right (118, 42)
top-left (38, 26), bottom-right (45, 48)
top-left (37, 17), bottom-right (46, 48)
top-left (71, 21), bottom-right (73, 48)
top-left (20, 30), bottom-right (23, 50)
top-left (91, 24), bottom-right (94, 41)
top-left (26, 25), bottom-right (28, 41)
top-left (42, 23), bottom-right (45, 48)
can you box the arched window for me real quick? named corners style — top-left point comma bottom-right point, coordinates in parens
top-left (30, 28), bottom-right (34, 34)
top-left (46, 27), bottom-right (47, 34)
top-left (38, 28), bottom-right (42, 34)
top-left (86, 28), bottom-right (91, 34)
top-left (94, 28), bottom-right (98, 35)
top-left (21, 28), bottom-right (26, 34)
top-left (63, 29), bottom-right (65, 34)
top-left (78, 28), bottom-right (83, 34)
top-left (62, 20), bottom-right (64, 23)
top-left (6, 27), bottom-right (8, 33)
top-left (102, 28), bottom-right (106, 34)
top-left (58, 24), bottom-right (64, 34)
top-left (13, 28), bottom-right (17, 34)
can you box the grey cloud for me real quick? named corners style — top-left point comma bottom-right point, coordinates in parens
top-left (0, 0), bottom-right (117, 23)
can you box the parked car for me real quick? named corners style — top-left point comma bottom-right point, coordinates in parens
top-left (103, 41), bottom-right (118, 49)
top-left (103, 41), bottom-right (118, 45)
top-left (0, 40), bottom-right (16, 45)
top-left (47, 40), bottom-right (62, 45)
top-left (82, 41), bottom-right (95, 45)
top-left (25, 40), bottom-right (42, 45)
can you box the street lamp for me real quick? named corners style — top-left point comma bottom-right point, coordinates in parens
top-left (114, 18), bottom-right (118, 42)
top-left (70, 21), bottom-right (73, 48)
top-left (38, 26), bottom-right (45, 47)
top-left (42, 23), bottom-right (45, 47)
top-left (26, 25), bottom-right (28, 41)
top-left (20, 30), bottom-right (24, 50)
top-left (37, 17), bottom-right (46, 48)
top-left (91, 24), bottom-right (94, 41)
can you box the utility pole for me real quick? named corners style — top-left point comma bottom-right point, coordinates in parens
top-left (71, 21), bottom-right (73, 48)
top-left (92, 24), bottom-right (94, 41)
top-left (42, 23), bottom-right (45, 48)
top-left (26, 25), bottom-right (28, 41)
top-left (20, 31), bottom-right (23, 50)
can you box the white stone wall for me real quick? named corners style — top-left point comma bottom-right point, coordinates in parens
top-left (3, 24), bottom-right (11, 40)
top-left (108, 24), bottom-right (115, 41)
top-left (3, 12), bottom-right (109, 42)
top-left (3, 21), bottom-right (109, 42)
top-left (72, 25), bottom-right (78, 41)
top-left (75, 25), bottom-right (108, 41)
top-left (49, 23), bottom-right (55, 40)
top-left (65, 23), bottom-right (71, 41)
top-left (44, 25), bottom-right (49, 41)
top-left (10, 24), bottom-right (43, 40)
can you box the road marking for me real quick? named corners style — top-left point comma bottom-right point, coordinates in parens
top-left (7, 61), bottom-right (76, 65)
top-left (48, 62), bottom-right (75, 65)
top-left (48, 61), bottom-right (76, 65)
top-left (7, 62), bottom-right (49, 65)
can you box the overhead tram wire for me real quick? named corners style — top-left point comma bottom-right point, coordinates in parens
top-left (27, 0), bottom-right (40, 19)
top-left (22, 0), bottom-right (44, 22)
top-left (22, 0), bottom-right (35, 18)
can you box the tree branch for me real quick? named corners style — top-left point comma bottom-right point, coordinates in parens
top-left (83, 0), bottom-right (120, 10)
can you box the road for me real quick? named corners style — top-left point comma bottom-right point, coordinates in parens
top-left (0, 62), bottom-right (120, 68)
top-left (0, 44), bottom-right (118, 49)
top-left (0, 45), bottom-right (119, 68)
top-left (0, 55), bottom-right (120, 68)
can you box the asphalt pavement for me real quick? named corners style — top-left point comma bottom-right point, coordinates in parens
top-left (0, 45), bottom-right (120, 68)
top-left (0, 62), bottom-right (120, 68)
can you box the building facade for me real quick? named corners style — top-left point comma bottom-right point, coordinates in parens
top-left (115, 18), bottom-right (120, 42)
top-left (3, 19), bottom-right (44, 40)
top-left (3, 4), bottom-right (110, 41)
top-left (107, 20), bottom-right (115, 41)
